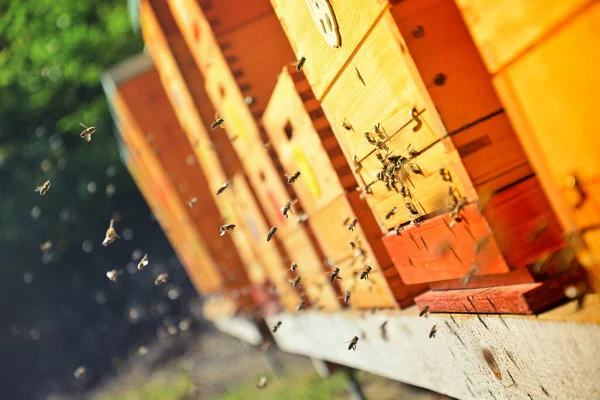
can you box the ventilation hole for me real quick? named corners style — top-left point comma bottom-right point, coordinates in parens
top-left (259, 171), bottom-right (266, 182)
top-left (326, 14), bottom-right (333, 32)
top-left (319, 19), bottom-right (326, 35)
top-left (284, 121), bottom-right (293, 140)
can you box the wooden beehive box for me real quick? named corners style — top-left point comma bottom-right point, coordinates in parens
top-left (455, 0), bottom-right (600, 289)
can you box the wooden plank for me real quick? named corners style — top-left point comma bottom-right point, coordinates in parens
top-left (455, 0), bottom-right (593, 73)
top-left (383, 203), bottom-right (510, 284)
top-left (484, 177), bottom-right (566, 269)
top-left (414, 274), bottom-right (584, 315)
top-left (265, 299), bottom-right (600, 400)
top-left (195, 0), bottom-right (273, 36)
top-left (428, 267), bottom-right (535, 291)
top-left (262, 66), bottom-right (348, 215)
top-left (391, 0), bottom-right (502, 133)
top-left (269, 0), bottom-right (388, 99)
top-left (491, 4), bottom-right (600, 287)
top-left (278, 226), bottom-right (341, 311)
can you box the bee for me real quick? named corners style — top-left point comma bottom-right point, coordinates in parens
top-left (429, 325), bottom-right (437, 338)
top-left (449, 196), bottom-right (467, 225)
top-left (380, 320), bottom-right (389, 341)
top-left (106, 269), bottom-right (121, 282)
top-left (297, 300), bottom-right (305, 311)
top-left (102, 218), bottom-right (120, 246)
top-left (289, 262), bottom-right (298, 272)
top-left (73, 366), bottom-right (87, 379)
top-left (346, 336), bottom-right (359, 351)
top-left (385, 206), bottom-right (398, 220)
top-left (440, 168), bottom-right (452, 182)
top-left (330, 267), bottom-right (342, 283)
top-left (281, 199), bottom-right (298, 218)
top-left (342, 119), bottom-right (353, 131)
top-left (419, 305), bottom-right (429, 318)
top-left (79, 122), bottom-right (95, 142)
top-left (256, 376), bottom-right (268, 389)
top-left (271, 321), bottom-right (282, 332)
top-left (210, 116), bottom-right (225, 130)
top-left (482, 349), bottom-right (502, 380)
top-left (216, 181), bottom-right (229, 195)
top-left (400, 185), bottom-right (411, 198)
top-left (348, 218), bottom-right (358, 231)
top-left (528, 218), bottom-right (549, 242)
top-left (154, 273), bottom-right (169, 286)
top-left (137, 253), bottom-right (149, 271)
top-left (409, 164), bottom-right (423, 175)
top-left (295, 56), bottom-right (306, 72)
top-left (290, 276), bottom-right (301, 288)
top-left (343, 290), bottom-right (351, 304)
top-left (35, 180), bottom-right (51, 195)
top-left (266, 226), bottom-right (278, 242)
top-left (264, 141), bottom-right (272, 150)
top-left (406, 202), bottom-right (419, 216)
top-left (461, 264), bottom-right (479, 285)
top-left (286, 171), bottom-right (301, 184)
top-left (220, 223), bottom-right (236, 236)
top-left (40, 241), bottom-right (53, 253)
top-left (261, 341), bottom-right (273, 352)
top-left (474, 236), bottom-right (490, 254)
top-left (360, 265), bottom-right (372, 280)
top-left (188, 197), bottom-right (198, 208)
top-left (407, 144), bottom-right (420, 158)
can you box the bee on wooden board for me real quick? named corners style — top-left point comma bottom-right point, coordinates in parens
top-left (102, 218), bottom-right (120, 247)
top-left (137, 254), bottom-right (149, 271)
top-left (79, 122), bottom-right (95, 142)
top-left (290, 276), bottom-right (301, 288)
top-left (281, 199), bottom-right (298, 218)
top-left (220, 223), bottom-right (236, 236)
top-left (40, 241), bottom-right (53, 253)
top-left (429, 325), bottom-right (437, 338)
top-left (295, 56), bottom-right (306, 72)
top-left (154, 273), bottom-right (168, 286)
top-left (297, 300), bottom-right (305, 311)
top-left (406, 202), bottom-right (419, 216)
top-left (256, 376), bottom-right (268, 389)
top-left (216, 181), bottom-right (229, 195)
top-left (289, 262), bottom-right (298, 272)
top-left (106, 269), bottom-right (121, 283)
top-left (188, 197), bottom-right (198, 208)
top-left (286, 170), bottom-right (301, 184)
top-left (385, 206), bottom-right (398, 220)
top-left (342, 119), bottom-right (353, 131)
top-left (272, 321), bottom-right (282, 333)
top-left (419, 305), bottom-right (429, 318)
top-left (35, 180), bottom-right (51, 195)
top-left (266, 226), bottom-right (278, 242)
top-left (330, 267), bottom-right (342, 283)
top-left (346, 336), bottom-right (359, 351)
top-left (409, 164), bottom-right (423, 175)
top-left (360, 265), bottom-right (372, 280)
top-left (210, 115), bottom-right (225, 130)
top-left (348, 218), bottom-right (358, 231)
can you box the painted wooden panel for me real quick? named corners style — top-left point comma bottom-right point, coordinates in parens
top-left (455, 0), bottom-right (593, 73)
top-left (391, 0), bottom-right (502, 133)
top-left (428, 267), bottom-right (535, 291)
top-left (193, 0), bottom-right (273, 36)
top-left (269, 0), bottom-right (388, 99)
top-left (383, 203), bottom-right (510, 284)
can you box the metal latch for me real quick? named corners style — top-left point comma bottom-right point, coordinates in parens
top-left (304, 0), bottom-right (341, 48)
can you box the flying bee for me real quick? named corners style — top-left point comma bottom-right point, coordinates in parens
top-left (266, 226), bottom-right (278, 242)
top-left (35, 180), bottom-right (51, 195)
top-left (346, 336), bottom-right (359, 351)
top-left (73, 366), bottom-right (87, 379)
top-left (289, 262), bottom-right (298, 272)
top-left (210, 116), bottom-right (225, 130)
top-left (297, 300), bottom-right (305, 311)
top-left (188, 197), bottom-right (198, 208)
top-left (220, 224), bottom-right (236, 236)
top-left (348, 218), bottom-right (358, 231)
top-left (40, 241), bottom-right (53, 253)
top-left (272, 321), bottom-right (282, 332)
top-left (380, 320), bottom-right (389, 341)
top-left (482, 349), bottom-right (502, 380)
top-left (385, 206), bottom-right (398, 220)
top-left (406, 202), bottom-right (419, 216)
top-left (79, 123), bottom-right (95, 142)
top-left (137, 254), bottom-right (149, 271)
top-left (429, 325), bottom-right (437, 338)
top-left (360, 265), bottom-right (372, 280)
top-left (286, 171), bottom-right (301, 184)
top-left (106, 269), bottom-right (121, 282)
top-left (343, 290), bottom-right (351, 303)
top-left (256, 376), bottom-right (268, 389)
top-left (216, 181), bottom-right (229, 195)
top-left (290, 276), bottom-right (301, 288)
top-left (461, 264), bottom-right (479, 285)
top-left (330, 267), bottom-right (342, 283)
top-left (154, 273), bottom-right (168, 286)
top-left (295, 56), bottom-right (306, 72)
top-left (474, 236), bottom-right (490, 254)
top-left (281, 199), bottom-right (298, 218)
top-left (102, 218), bottom-right (120, 246)
top-left (419, 305), bottom-right (429, 318)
